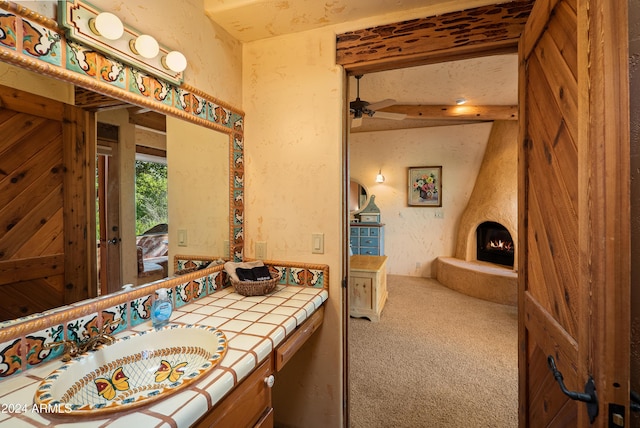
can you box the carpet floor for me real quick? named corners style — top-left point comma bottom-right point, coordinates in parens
top-left (349, 275), bottom-right (518, 428)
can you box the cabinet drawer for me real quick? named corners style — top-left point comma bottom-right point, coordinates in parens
top-left (360, 237), bottom-right (379, 247)
top-left (350, 226), bottom-right (360, 236)
top-left (368, 228), bottom-right (380, 237)
top-left (194, 355), bottom-right (273, 428)
top-left (349, 236), bottom-right (359, 247)
top-left (275, 306), bottom-right (324, 371)
top-left (359, 248), bottom-right (380, 256)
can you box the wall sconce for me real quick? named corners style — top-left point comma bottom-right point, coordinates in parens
top-left (455, 98), bottom-right (468, 105)
top-left (59, 0), bottom-right (186, 84)
top-left (376, 169), bottom-right (385, 183)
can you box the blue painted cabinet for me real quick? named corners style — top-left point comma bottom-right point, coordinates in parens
top-left (350, 224), bottom-right (385, 256)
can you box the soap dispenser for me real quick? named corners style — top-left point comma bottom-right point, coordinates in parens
top-left (151, 288), bottom-right (172, 328)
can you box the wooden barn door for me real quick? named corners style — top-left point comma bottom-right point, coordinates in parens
top-left (0, 84), bottom-right (93, 321)
top-left (519, 0), bottom-right (630, 426)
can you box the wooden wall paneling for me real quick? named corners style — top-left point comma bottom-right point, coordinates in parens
top-left (0, 85), bottom-right (64, 120)
top-left (0, 255), bottom-right (65, 286)
top-left (0, 276), bottom-right (65, 320)
top-left (580, 0), bottom-right (631, 413)
top-left (13, 210), bottom-right (64, 259)
top-left (62, 104), bottom-right (93, 303)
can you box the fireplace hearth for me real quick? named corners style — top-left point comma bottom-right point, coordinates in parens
top-left (476, 221), bottom-right (514, 267)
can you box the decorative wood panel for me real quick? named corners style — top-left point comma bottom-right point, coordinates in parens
top-left (0, 84), bottom-right (90, 321)
top-left (336, 0), bottom-right (534, 74)
top-left (519, 0), bottom-right (630, 424)
top-left (520, 1), bottom-right (580, 424)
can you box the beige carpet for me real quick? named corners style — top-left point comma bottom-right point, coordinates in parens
top-left (349, 275), bottom-right (518, 428)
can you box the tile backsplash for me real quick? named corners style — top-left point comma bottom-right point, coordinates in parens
top-left (0, 258), bottom-right (328, 382)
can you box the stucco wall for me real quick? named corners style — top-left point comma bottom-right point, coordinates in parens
top-left (243, 28), bottom-right (344, 427)
top-left (350, 123), bottom-right (491, 277)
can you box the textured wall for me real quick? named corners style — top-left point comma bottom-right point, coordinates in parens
top-left (455, 120), bottom-right (518, 269)
top-left (167, 117), bottom-right (229, 268)
top-left (350, 123), bottom-right (491, 277)
top-left (243, 28), bottom-right (344, 427)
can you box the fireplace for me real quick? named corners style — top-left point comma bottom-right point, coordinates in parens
top-left (476, 221), bottom-right (514, 267)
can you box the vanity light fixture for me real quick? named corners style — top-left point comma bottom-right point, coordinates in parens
top-left (89, 12), bottom-right (123, 40)
top-left (130, 35), bottom-right (160, 59)
top-left (455, 98), bottom-right (468, 105)
top-left (376, 169), bottom-right (385, 183)
top-left (58, 0), bottom-right (186, 85)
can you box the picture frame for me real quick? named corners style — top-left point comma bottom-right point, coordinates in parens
top-left (408, 166), bottom-right (442, 207)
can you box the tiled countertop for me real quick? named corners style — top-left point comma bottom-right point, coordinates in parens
top-left (0, 285), bottom-right (328, 427)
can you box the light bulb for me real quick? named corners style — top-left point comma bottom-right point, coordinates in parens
top-left (455, 98), bottom-right (467, 105)
top-left (89, 12), bottom-right (123, 40)
top-left (130, 34), bottom-right (159, 59)
top-left (162, 51), bottom-right (187, 72)
top-left (376, 170), bottom-right (385, 183)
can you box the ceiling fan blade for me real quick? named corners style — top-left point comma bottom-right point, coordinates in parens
top-left (367, 98), bottom-right (397, 111)
top-left (351, 116), bottom-right (363, 128)
top-left (373, 111), bottom-right (406, 121)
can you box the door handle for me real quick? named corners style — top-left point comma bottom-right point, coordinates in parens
top-left (631, 389), bottom-right (640, 413)
top-left (547, 355), bottom-right (598, 423)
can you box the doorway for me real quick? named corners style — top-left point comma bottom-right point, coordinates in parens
top-left (96, 123), bottom-right (122, 295)
top-left (345, 56), bottom-right (520, 426)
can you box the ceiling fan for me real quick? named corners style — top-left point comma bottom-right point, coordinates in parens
top-left (349, 75), bottom-right (406, 127)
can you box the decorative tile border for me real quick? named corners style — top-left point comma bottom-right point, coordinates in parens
top-left (0, 260), bottom-right (328, 381)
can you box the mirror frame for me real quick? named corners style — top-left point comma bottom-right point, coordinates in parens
top-left (349, 178), bottom-right (369, 216)
top-left (0, 4), bottom-right (244, 265)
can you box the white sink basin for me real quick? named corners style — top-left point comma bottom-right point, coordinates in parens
top-left (34, 324), bottom-right (227, 416)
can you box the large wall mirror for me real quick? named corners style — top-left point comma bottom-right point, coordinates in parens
top-left (0, 60), bottom-right (232, 322)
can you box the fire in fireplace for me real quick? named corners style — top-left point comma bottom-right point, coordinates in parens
top-left (476, 221), bottom-right (514, 267)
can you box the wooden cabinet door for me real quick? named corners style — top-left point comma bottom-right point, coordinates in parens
top-left (0, 85), bottom-right (92, 320)
top-left (519, 0), bottom-right (630, 426)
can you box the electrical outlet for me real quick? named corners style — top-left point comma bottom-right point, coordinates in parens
top-left (256, 241), bottom-right (267, 259)
top-left (434, 210), bottom-right (444, 218)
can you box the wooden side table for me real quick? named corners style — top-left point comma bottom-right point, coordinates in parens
top-left (349, 255), bottom-right (388, 322)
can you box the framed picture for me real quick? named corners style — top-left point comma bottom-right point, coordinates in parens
top-left (408, 166), bottom-right (442, 207)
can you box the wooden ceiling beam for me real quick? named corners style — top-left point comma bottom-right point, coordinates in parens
top-left (336, 0), bottom-right (534, 74)
top-left (379, 104), bottom-right (518, 121)
top-left (128, 109), bottom-right (167, 133)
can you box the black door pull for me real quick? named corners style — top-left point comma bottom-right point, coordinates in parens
top-left (631, 390), bottom-right (640, 413)
top-left (547, 355), bottom-right (598, 423)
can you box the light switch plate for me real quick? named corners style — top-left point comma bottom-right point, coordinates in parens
top-left (312, 233), bottom-right (324, 254)
top-left (256, 241), bottom-right (267, 259)
top-left (178, 229), bottom-right (187, 246)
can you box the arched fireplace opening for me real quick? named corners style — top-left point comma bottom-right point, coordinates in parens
top-left (476, 221), bottom-right (514, 267)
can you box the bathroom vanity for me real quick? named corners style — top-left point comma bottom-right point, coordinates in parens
top-left (0, 261), bottom-right (328, 427)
